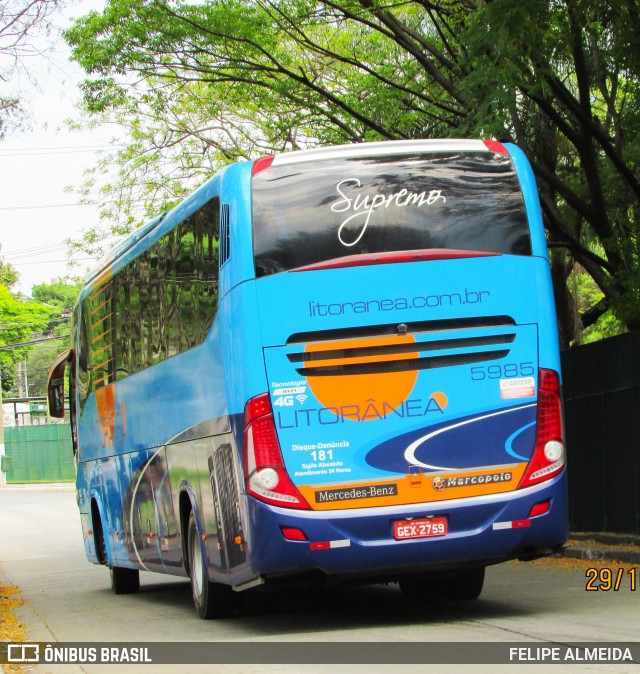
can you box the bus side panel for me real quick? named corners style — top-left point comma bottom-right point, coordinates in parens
top-left (74, 313), bottom-right (251, 580)
top-left (76, 449), bottom-right (151, 569)
top-left (506, 143), bottom-right (548, 259)
top-left (533, 264), bottom-right (562, 376)
top-left (220, 162), bottom-right (255, 293)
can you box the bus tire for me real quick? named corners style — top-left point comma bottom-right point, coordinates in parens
top-left (93, 503), bottom-right (140, 594)
top-left (110, 566), bottom-right (140, 595)
top-left (187, 511), bottom-right (235, 620)
top-left (92, 502), bottom-right (108, 565)
top-left (444, 567), bottom-right (485, 601)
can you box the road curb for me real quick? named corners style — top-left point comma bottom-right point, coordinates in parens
top-left (561, 533), bottom-right (640, 565)
top-left (0, 482), bottom-right (74, 491)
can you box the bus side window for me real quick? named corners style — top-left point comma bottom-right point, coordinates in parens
top-left (77, 301), bottom-right (91, 413)
top-left (70, 196), bottom-right (222, 406)
top-left (69, 356), bottom-right (78, 455)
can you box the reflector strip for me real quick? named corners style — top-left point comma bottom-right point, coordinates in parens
top-left (492, 520), bottom-right (531, 530)
top-left (310, 539), bottom-right (351, 550)
top-left (281, 527), bottom-right (307, 541)
top-left (529, 500), bottom-right (551, 518)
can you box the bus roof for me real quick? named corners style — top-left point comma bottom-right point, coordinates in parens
top-left (269, 139), bottom-right (507, 168)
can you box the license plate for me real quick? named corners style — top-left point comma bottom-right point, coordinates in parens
top-left (393, 517), bottom-right (448, 540)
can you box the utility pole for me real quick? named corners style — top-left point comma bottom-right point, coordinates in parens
top-left (23, 358), bottom-right (29, 398)
top-left (17, 361), bottom-right (24, 398)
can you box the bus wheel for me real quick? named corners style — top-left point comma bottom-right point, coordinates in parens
top-left (110, 566), bottom-right (140, 595)
top-left (399, 576), bottom-right (445, 603)
top-left (443, 567), bottom-right (485, 601)
top-left (187, 511), bottom-right (235, 620)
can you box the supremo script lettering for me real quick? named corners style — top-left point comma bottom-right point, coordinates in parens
top-left (331, 178), bottom-right (446, 247)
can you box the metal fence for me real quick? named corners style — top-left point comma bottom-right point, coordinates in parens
top-left (3, 424), bottom-right (75, 483)
top-left (2, 397), bottom-right (67, 427)
top-left (561, 329), bottom-right (640, 534)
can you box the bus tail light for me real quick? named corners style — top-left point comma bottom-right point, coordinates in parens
top-left (518, 369), bottom-right (566, 489)
top-left (244, 394), bottom-right (310, 510)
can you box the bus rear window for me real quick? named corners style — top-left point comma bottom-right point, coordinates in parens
top-left (252, 152), bottom-right (531, 277)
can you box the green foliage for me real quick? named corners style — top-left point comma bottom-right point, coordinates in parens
top-left (23, 340), bottom-right (64, 397)
top-left (0, 256), bottom-right (19, 290)
top-left (572, 270), bottom-right (625, 344)
top-left (581, 309), bottom-right (625, 345)
top-left (0, 278), bottom-right (80, 396)
top-left (31, 278), bottom-right (82, 314)
top-left (0, 284), bottom-right (56, 394)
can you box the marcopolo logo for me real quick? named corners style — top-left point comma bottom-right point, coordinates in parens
top-left (433, 471), bottom-right (513, 490)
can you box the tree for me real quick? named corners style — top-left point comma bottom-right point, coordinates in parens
top-left (0, 263), bottom-right (74, 396)
top-left (31, 277), bottom-right (81, 314)
top-left (0, 246), bottom-right (19, 288)
top-left (0, 284), bottom-right (56, 394)
top-left (0, 279), bottom-right (79, 397)
top-left (0, 0), bottom-right (62, 137)
top-left (23, 338), bottom-right (62, 396)
top-left (65, 0), bottom-right (640, 345)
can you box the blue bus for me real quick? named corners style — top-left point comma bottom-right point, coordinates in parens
top-left (48, 139), bottom-right (567, 618)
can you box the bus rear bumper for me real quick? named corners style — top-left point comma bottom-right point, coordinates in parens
top-left (244, 474), bottom-right (568, 583)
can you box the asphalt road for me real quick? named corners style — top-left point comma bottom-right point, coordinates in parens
top-left (0, 485), bottom-right (638, 674)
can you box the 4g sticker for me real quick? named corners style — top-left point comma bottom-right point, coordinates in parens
top-left (272, 383), bottom-right (308, 407)
top-left (274, 394), bottom-right (308, 407)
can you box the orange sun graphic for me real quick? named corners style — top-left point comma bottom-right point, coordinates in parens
top-left (304, 335), bottom-right (419, 417)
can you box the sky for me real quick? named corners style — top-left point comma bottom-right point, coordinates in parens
top-left (0, 0), bottom-right (112, 296)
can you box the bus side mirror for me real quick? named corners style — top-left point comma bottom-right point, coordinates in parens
top-left (47, 349), bottom-right (74, 418)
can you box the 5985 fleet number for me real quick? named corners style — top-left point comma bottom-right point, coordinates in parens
top-left (470, 362), bottom-right (535, 381)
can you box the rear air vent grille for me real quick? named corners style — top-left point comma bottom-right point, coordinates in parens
top-left (287, 316), bottom-right (518, 378)
top-left (295, 349), bottom-right (510, 377)
top-left (288, 333), bottom-right (514, 364)
top-left (286, 316), bottom-right (515, 345)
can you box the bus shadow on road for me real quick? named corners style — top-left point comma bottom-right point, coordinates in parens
top-left (133, 576), bottom-right (529, 636)
top-left (243, 584), bottom-right (527, 635)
